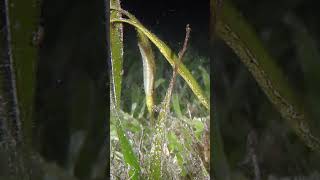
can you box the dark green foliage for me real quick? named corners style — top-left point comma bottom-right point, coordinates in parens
top-left (212, 0), bottom-right (320, 179)
top-left (1, 0), bottom-right (109, 179)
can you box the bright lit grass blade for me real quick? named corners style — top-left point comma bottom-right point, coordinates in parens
top-left (111, 105), bottom-right (140, 179)
top-left (110, 0), bottom-right (124, 109)
top-left (110, 1), bottom-right (140, 178)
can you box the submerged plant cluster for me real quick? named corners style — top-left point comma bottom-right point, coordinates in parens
top-left (110, 0), bottom-right (210, 179)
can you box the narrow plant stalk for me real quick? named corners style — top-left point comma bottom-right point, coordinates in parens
top-left (110, 12), bottom-right (209, 110)
top-left (214, 0), bottom-right (320, 151)
top-left (150, 25), bottom-right (191, 179)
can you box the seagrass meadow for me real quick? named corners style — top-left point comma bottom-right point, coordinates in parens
top-left (0, 0), bottom-right (212, 179)
top-left (2, 0), bottom-right (320, 179)
top-left (110, 0), bottom-right (211, 179)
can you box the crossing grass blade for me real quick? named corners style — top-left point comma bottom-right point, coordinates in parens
top-left (213, 0), bottom-right (320, 151)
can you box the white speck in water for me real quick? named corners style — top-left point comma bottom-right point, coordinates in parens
top-left (14, 22), bottom-right (20, 30)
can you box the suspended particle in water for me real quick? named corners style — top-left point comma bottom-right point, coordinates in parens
top-left (32, 25), bottom-right (44, 47)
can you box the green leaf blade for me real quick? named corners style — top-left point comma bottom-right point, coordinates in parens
top-left (110, 0), bottom-right (124, 109)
